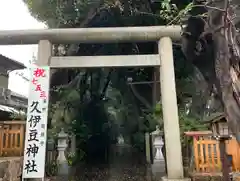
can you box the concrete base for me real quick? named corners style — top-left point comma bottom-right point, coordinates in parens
top-left (151, 161), bottom-right (166, 179)
top-left (162, 176), bottom-right (191, 181)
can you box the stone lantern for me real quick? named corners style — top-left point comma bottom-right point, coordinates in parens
top-left (153, 134), bottom-right (164, 161)
top-left (151, 125), bottom-right (166, 178)
top-left (151, 125), bottom-right (164, 163)
top-left (57, 128), bottom-right (69, 176)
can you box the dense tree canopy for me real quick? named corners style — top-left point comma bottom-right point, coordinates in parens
top-left (23, 0), bottom-right (214, 164)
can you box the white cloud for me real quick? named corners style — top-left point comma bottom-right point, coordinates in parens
top-left (0, 0), bottom-right (46, 97)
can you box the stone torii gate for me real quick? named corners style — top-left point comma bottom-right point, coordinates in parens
top-left (0, 26), bottom-right (188, 181)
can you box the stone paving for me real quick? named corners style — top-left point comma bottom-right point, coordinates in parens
top-left (48, 160), bottom-right (166, 181)
top-left (48, 164), bottom-right (163, 181)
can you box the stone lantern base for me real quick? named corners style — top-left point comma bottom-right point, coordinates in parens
top-left (162, 176), bottom-right (191, 181)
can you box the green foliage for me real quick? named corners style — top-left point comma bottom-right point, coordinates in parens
top-left (179, 112), bottom-right (206, 133)
top-left (160, 0), bottom-right (179, 22)
top-left (178, 111), bottom-right (207, 143)
top-left (45, 161), bottom-right (58, 177)
top-left (23, 0), bottom-right (122, 28)
top-left (66, 151), bottom-right (80, 166)
top-left (23, 0), bottom-right (88, 27)
top-left (159, 0), bottom-right (193, 25)
top-left (132, 132), bottom-right (145, 151)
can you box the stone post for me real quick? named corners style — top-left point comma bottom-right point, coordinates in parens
top-left (70, 134), bottom-right (76, 154)
top-left (57, 129), bottom-right (69, 176)
top-left (158, 37), bottom-right (186, 180)
top-left (145, 132), bottom-right (151, 164)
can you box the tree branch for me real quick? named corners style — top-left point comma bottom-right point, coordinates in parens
top-left (100, 69), bottom-right (114, 100)
top-left (129, 84), bottom-right (152, 110)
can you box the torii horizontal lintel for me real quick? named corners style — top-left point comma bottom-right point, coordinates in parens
top-left (0, 26), bottom-right (181, 45)
top-left (50, 54), bottom-right (160, 68)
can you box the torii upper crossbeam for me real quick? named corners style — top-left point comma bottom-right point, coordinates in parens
top-left (0, 26), bottom-right (181, 45)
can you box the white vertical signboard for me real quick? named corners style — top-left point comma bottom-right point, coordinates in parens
top-left (22, 66), bottom-right (50, 179)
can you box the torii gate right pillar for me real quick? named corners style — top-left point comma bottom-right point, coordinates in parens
top-left (159, 37), bottom-right (185, 180)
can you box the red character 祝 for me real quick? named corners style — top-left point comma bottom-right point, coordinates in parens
top-left (34, 68), bottom-right (46, 78)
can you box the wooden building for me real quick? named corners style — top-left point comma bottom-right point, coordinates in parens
top-left (0, 54), bottom-right (27, 110)
top-left (0, 54), bottom-right (25, 88)
top-left (0, 54), bottom-right (27, 156)
top-left (185, 113), bottom-right (240, 175)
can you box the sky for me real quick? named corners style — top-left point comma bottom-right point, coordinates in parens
top-left (0, 0), bottom-right (46, 97)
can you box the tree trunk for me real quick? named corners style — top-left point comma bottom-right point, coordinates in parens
top-left (182, 0), bottom-right (240, 141)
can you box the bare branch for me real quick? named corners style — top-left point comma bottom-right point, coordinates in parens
top-left (129, 84), bottom-right (152, 110)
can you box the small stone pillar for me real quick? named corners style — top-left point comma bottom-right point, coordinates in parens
top-left (145, 132), bottom-right (151, 164)
top-left (57, 128), bottom-right (69, 176)
top-left (47, 138), bottom-right (55, 151)
top-left (70, 134), bottom-right (76, 154)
